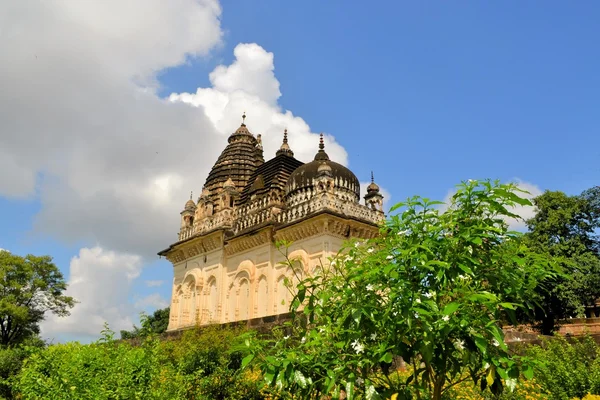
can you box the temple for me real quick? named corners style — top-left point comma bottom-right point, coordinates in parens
top-left (158, 115), bottom-right (385, 331)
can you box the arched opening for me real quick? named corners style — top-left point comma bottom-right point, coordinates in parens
top-left (205, 277), bottom-right (218, 323)
top-left (276, 275), bottom-right (288, 314)
top-left (257, 276), bottom-right (268, 317)
top-left (181, 276), bottom-right (197, 326)
top-left (238, 278), bottom-right (250, 320)
top-left (228, 284), bottom-right (236, 322)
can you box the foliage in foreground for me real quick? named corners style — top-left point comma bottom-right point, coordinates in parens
top-left (526, 335), bottom-right (600, 400)
top-left (9, 324), bottom-right (600, 399)
top-left (245, 179), bottom-right (558, 400)
top-left (14, 325), bottom-right (276, 400)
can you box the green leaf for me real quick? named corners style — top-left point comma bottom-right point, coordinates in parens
top-left (442, 302), bottom-right (459, 316)
top-left (379, 352), bottom-right (393, 364)
top-left (458, 264), bottom-right (473, 275)
top-left (499, 302), bottom-right (516, 310)
top-left (241, 354), bottom-right (254, 369)
top-left (523, 365), bottom-right (534, 380)
top-left (471, 237), bottom-right (483, 245)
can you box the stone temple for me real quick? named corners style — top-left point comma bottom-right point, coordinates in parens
top-left (159, 115), bottom-right (385, 331)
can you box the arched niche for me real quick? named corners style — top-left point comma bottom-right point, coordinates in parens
top-left (227, 270), bottom-right (251, 322)
top-left (203, 275), bottom-right (218, 323)
top-left (181, 274), bottom-right (199, 326)
top-left (255, 275), bottom-right (268, 318)
top-left (287, 249), bottom-right (310, 276)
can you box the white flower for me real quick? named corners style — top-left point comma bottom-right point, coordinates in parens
top-left (386, 255), bottom-right (394, 260)
top-left (356, 377), bottom-right (364, 386)
top-left (454, 340), bottom-right (465, 351)
top-left (397, 230), bottom-right (408, 236)
top-left (284, 335), bottom-right (290, 340)
top-left (484, 362), bottom-right (490, 369)
top-left (415, 298), bottom-right (421, 304)
top-left (467, 246), bottom-right (473, 255)
top-left (492, 339), bottom-right (500, 347)
top-left (468, 179), bottom-right (475, 183)
top-left (370, 333), bottom-right (377, 340)
top-left (301, 337), bottom-right (306, 344)
top-left (506, 378), bottom-right (517, 392)
top-left (351, 339), bottom-right (364, 354)
top-left (366, 284), bottom-right (374, 291)
top-left (330, 261), bottom-right (336, 267)
top-left (344, 255), bottom-right (354, 262)
top-left (424, 292), bottom-right (433, 298)
top-left (414, 312), bottom-right (419, 319)
top-left (354, 242), bottom-right (360, 248)
top-left (367, 247), bottom-right (374, 253)
top-left (442, 315), bottom-right (450, 322)
top-left (458, 274), bottom-right (467, 280)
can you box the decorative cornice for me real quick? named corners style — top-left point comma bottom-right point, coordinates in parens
top-left (163, 231), bottom-right (224, 264)
top-left (225, 228), bottom-right (272, 257)
top-left (274, 214), bottom-right (379, 243)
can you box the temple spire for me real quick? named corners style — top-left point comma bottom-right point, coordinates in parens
top-left (314, 132), bottom-right (329, 161)
top-left (371, 171), bottom-right (374, 183)
top-left (276, 128), bottom-right (294, 157)
top-left (241, 111), bottom-right (246, 126)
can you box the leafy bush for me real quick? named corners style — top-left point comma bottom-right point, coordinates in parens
top-left (14, 325), bottom-right (275, 399)
top-left (527, 335), bottom-right (600, 400)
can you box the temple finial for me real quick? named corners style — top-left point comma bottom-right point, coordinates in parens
top-left (190, 191), bottom-right (193, 200)
top-left (371, 171), bottom-right (374, 183)
top-left (319, 133), bottom-right (324, 150)
top-left (276, 128), bottom-right (293, 157)
top-left (241, 111), bottom-right (246, 126)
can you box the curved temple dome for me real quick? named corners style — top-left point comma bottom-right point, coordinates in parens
top-left (286, 134), bottom-right (360, 201)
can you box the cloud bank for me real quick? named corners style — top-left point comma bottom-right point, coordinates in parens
top-left (0, 1), bottom-right (365, 341)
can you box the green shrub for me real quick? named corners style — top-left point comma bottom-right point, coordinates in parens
top-left (13, 325), bottom-right (273, 399)
top-left (528, 335), bottom-right (600, 400)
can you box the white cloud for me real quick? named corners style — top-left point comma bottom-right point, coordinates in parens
top-left (0, 2), bottom-right (359, 342)
top-left (134, 293), bottom-right (169, 310)
top-left (41, 247), bottom-right (142, 342)
top-left (145, 280), bottom-right (165, 288)
top-left (169, 43), bottom-right (348, 167)
top-left (0, 3), bottom-right (349, 261)
top-left (0, 248), bottom-right (7, 253)
top-left (440, 179), bottom-right (542, 231)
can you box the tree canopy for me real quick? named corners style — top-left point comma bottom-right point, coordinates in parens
top-left (524, 187), bottom-right (600, 334)
top-left (0, 251), bottom-right (75, 347)
top-left (120, 307), bottom-right (170, 340)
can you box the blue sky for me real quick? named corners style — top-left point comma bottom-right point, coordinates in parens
top-left (1, 1), bottom-right (598, 342)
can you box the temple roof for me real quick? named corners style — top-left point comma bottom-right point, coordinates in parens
top-left (238, 153), bottom-right (304, 204)
top-left (203, 116), bottom-right (264, 205)
top-left (285, 134), bottom-right (360, 200)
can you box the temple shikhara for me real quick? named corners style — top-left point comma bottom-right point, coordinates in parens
top-left (159, 115), bottom-right (385, 331)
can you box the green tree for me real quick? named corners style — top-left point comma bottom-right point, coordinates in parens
top-left (244, 180), bottom-right (557, 400)
top-left (120, 307), bottom-right (170, 340)
top-left (0, 251), bottom-right (75, 347)
top-left (524, 188), bottom-right (600, 334)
